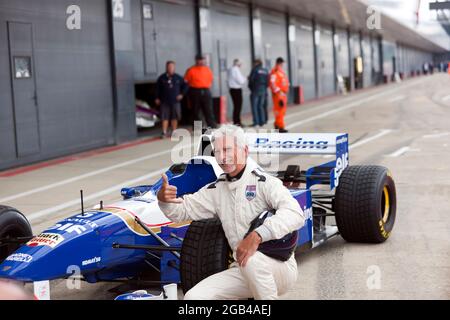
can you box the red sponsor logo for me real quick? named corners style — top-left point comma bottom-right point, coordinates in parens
top-left (27, 233), bottom-right (64, 248)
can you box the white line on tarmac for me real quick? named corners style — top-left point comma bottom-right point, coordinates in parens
top-left (27, 168), bottom-right (167, 223)
top-left (281, 91), bottom-right (377, 121)
top-left (389, 95), bottom-right (405, 102)
top-left (423, 132), bottom-right (450, 139)
top-left (323, 129), bottom-right (393, 158)
top-left (442, 94), bottom-right (450, 101)
top-left (387, 146), bottom-right (410, 158)
top-left (349, 130), bottom-right (393, 149)
top-left (270, 77), bottom-right (421, 124)
top-left (285, 81), bottom-right (419, 130)
top-left (0, 143), bottom-right (194, 204)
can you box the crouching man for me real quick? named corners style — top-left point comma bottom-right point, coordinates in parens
top-left (157, 124), bottom-right (305, 300)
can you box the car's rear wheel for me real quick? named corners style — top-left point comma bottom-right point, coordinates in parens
top-left (334, 166), bottom-right (396, 243)
top-left (180, 218), bottom-right (233, 294)
top-left (0, 206), bottom-right (33, 263)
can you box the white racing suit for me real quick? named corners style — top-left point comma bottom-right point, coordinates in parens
top-left (158, 161), bottom-right (305, 300)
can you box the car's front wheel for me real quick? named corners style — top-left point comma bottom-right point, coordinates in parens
top-left (0, 206), bottom-right (33, 263)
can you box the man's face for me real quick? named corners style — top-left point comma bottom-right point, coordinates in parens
top-left (167, 63), bottom-right (175, 75)
top-left (213, 136), bottom-right (247, 174)
top-left (196, 58), bottom-right (206, 66)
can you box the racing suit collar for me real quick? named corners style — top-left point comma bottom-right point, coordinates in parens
top-left (227, 160), bottom-right (258, 190)
top-left (226, 165), bottom-right (246, 182)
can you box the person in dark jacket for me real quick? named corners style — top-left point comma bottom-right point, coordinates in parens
top-left (248, 59), bottom-right (269, 127)
top-left (156, 61), bottom-right (189, 138)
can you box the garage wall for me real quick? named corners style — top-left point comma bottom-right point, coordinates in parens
top-left (290, 18), bottom-right (315, 101)
top-left (401, 45), bottom-right (433, 75)
top-left (131, 0), bottom-right (197, 82)
top-left (347, 32), bottom-right (361, 90)
top-left (112, 0), bottom-right (198, 140)
top-left (112, 0), bottom-right (138, 142)
top-left (382, 40), bottom-right (396, 77)
top-left (396, 44), bottom-right (405, 74)
top-left (317, 24), bottom-right (335, 97)
top-left (209, 0), bottom-right (252, 118)
top-left (372, 36), bottom-right (382, 84)
top-left (0, 0), bottom-right (114, 170)
top-left (335, 28), bottom-right (350, 79)
top-left (258, 8), bottom-right (289, 106)
top-left (259, 9), bottom-right (288, 75)
top-left (361, 36), bottom-right (372, 87)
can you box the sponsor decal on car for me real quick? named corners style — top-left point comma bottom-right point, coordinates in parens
top-left (253, 137), bottom-right (329, 150)
top-left (379, 220), bottom-right (391, 239)
top-left (47, 223), bottom-right (88, 235)
top-left (303, 206), bottom-right (313, 220)
top-left (334, 152), bottom-right (349, 187)
top-left (27, 233), bottom-right (64, 248)
top-left (6, 253), bottom-right (33, 263)
top-left (336, 135), bottom-right (348, 145)
top-left (64, 218), bottom-right (99, 229)
top-left (82, 256), bottom-right (101, 266)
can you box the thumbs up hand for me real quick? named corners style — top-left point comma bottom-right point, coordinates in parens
top-left (157, 174), bottom-right (183, 204)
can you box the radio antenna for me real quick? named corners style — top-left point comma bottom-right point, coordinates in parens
top-left (80, 190), bottom-right (85, 216)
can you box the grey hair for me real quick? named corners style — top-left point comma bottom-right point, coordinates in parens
top-left (211, 124), bottom-right (247, 149)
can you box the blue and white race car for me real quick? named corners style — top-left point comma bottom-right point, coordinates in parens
top-left (0, 132), bottom-right (396, 297)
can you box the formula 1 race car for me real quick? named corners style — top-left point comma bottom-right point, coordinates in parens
top-left (0, 132), bottom-right (396, 297)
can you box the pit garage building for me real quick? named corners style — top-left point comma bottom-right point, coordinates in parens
top-left (0, 0), bottom-right (446, 170)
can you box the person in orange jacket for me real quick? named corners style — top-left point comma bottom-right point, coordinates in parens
top-left (184, 54), bottom-right (218, 129)
top-left (270, 57), bottom-right (290, 133)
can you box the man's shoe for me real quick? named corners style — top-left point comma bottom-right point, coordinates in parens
top-left (279, 128), bottom-right (289, 133)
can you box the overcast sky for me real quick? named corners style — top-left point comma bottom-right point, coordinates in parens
top-left (361, 0), bottom-right (450, 50)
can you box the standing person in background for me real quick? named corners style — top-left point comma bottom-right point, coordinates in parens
top-left (263, 91), bottom-right (268, 126)
top-left (184, 54), bottom-right (218, 129)
top-left (227, 59), bottom-right (247, 127)
top-left (248, 59), bottom-right (269, 128)
top-left (270, 57), bottom-right (290, 133)
top-left (155, 61), bottom-right (188, 139)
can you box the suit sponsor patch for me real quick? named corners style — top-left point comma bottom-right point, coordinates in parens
top-left (245, 185), bottom-right (257, 201)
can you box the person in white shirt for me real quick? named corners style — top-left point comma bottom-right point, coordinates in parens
top-left (227, 59), bottom-right (247, 126)
top-left (157, 124), bottom-right (305, 300)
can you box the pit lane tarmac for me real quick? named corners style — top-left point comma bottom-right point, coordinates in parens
top-left (1, 73), bottom-right (449, 299)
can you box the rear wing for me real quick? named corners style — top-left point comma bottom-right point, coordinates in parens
top-left (197, 132), bottom-right (349, 190)
top-left (246, 133), bottom-right (347, 155)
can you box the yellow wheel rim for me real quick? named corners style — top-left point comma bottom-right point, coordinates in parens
top-left (382, 186), bottom-right (390, 223)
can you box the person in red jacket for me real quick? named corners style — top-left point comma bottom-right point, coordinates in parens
top-left (270, 57), bottom-right (290, 133)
